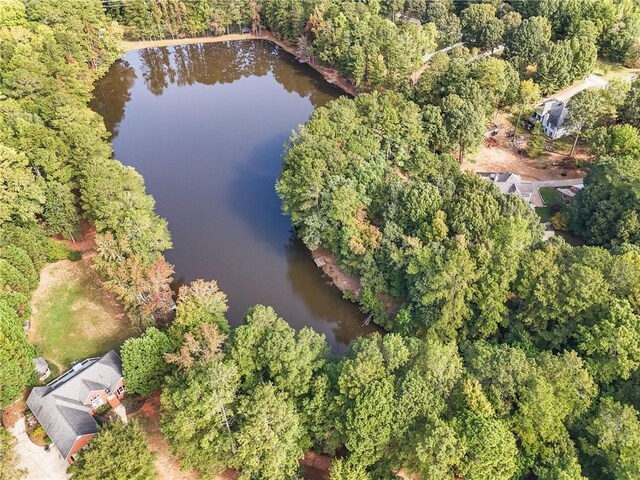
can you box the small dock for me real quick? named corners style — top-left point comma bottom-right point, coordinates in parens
top-left (313, 257), bottom-right (326, 268)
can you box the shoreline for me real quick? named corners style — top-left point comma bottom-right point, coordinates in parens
top-left (121, 32), bottom-right (358, 97)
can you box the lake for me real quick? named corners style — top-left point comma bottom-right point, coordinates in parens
top-left (91, 40), bottom-right (377, 353)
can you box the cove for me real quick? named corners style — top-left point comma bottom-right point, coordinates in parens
top-left (91, 40), bottom-right (378, 353)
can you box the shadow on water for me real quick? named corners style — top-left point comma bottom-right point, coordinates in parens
top-left (90, 40), bottom-right (377, 351)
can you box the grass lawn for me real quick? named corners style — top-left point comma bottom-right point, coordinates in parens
top-left (593, 59), bottom-right (640, 81)
top-left (536, 187), bottom-right (566, 223)
top-left (535, 207), bottom-right (552, 223)
top-left (539, 187), bottom-right (564, 207)
top-left (29, 259), bottom-right (134, 377)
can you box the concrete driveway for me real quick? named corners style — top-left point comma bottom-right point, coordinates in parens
top-left (10, 418), bottom-right (69, 480)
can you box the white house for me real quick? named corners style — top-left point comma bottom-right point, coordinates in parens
top-left (480, 172), bottom-right (541, 207)
top-left (534, 99), bottom-right (569, 139)
top-left (533, 74), bottom-right (610, 139)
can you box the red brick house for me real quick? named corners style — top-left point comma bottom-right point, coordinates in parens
top-left (26, 350), bottom-right (126, 463)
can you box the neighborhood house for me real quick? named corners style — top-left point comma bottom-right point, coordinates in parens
top-left (26, 350), bottom-right (126, 463)
top-left (481, 172), bottom-right (539, 207)
top-left (535, 99), bottom-right (569, 139)
top-left (533, 74), bottom-right (610, 139)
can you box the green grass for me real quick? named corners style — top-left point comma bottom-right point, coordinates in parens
top-left (593, 59), bottom-right (640, 81)
top-left (535, 207), bottom-right (552, 223)
top-left (30, 260), bottom-right (134, 377)
top-left (539, 187), bottom-right (564, 207)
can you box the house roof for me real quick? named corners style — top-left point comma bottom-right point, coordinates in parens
top-left (26, 350), bottom-right (123, 459)
top-left (545, 102), bottom-right (566, 130)
top-left (481, 172), bottom-right (536, 203)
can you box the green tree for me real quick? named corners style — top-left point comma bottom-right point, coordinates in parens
top-left (515, 79), bottom-right (541, 135)
top-left (575, 299), bottom-right (640, 384)
top-left (161, 359), bottom-right (239, 475)
top-left (566, 89), bottom-right (605, 156)
top-left (535, 40), bottom-right (574, 94)
top-left (456, 413), bottom-right (519, 480)
top-left (233, 383), bottom-right (306, 480)
top-left (620, 77), bottom-right (640, 129)
top-left (0, 145), bottom-right (44, 226)
top-left (569, 155), bottom-right (640, 246)
top-left (121, 327), bottom-right (174, 396)
top-left (440, 93), bottom-right (486, 162)
top-left (70, 421), bottom-right (157, 480)
top-left (504, 16), bottom-right (552, 68)
top-left (0, 301), bottom-right (35, 407)
top-left (580, 397), bottom-right (640, 480)
top-left (43, 181), bottom-right (80, 239)
top-left (0, 0), bottom-right (26, 27)
top-left (589, 125), bottom-right (640, 158)
top-left (0, 427), bottom-right (25, 480)
top-left (171, 279), bottom-right (229, 334)
top-left (329, 458), bottom-right (371, 480)
top-left (229, 304), bottom-right (328, 398)
top-left (460, 4), bottom-right (504, 50)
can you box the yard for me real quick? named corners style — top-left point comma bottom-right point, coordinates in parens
top-left (593, 59), bottom-right (640, 81)
top-left (29, 258), bottom-right (133, 377)
top-left (535, 187), bottom-right (567, 223)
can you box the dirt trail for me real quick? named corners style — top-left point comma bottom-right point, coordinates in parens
top-left (131, 392), bottom-right (204, 480)
top-left (121, 33), bottom-right (357, 97)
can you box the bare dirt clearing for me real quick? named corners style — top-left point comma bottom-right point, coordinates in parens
top-left (464, 114), bottom-right (588, 181)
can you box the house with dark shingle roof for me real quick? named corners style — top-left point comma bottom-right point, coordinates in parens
top-left (535, 99), bottom-right (570, 139)
top-left (26, 350), bottom-right (126, 463)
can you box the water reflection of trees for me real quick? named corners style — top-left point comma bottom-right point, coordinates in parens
top-left (138, 41), bottom-right (341, 107)
top-left (283, 233), bottom-right (376, 350)
top-left (90, 59), bottom-right (137, 138)
top-left (91, 40), bottom-right (344, 147)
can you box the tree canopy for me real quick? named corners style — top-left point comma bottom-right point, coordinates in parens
top-left (69, 421), bottom-right (157, 480)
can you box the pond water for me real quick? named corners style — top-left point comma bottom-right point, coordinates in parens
top-left (91, 40), bottom-right (377, 353)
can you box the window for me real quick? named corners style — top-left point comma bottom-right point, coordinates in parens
top-left (116, 385), bottom-right (125, 395)
top-left (90, 394), bottom-right (103, 409)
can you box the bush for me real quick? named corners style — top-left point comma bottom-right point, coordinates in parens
top-left (551, 211), bottom-right (569, 231)
top-left (45, 241), bottom-right (77, 262)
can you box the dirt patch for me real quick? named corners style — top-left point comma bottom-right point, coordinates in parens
top-left (464, 113), bottom-right (587, 181)
top-left (2, 399), bottom-right (26, 429)
top-left (312, 247), bottom-right (361, 299)
top-left (301, 452), bottom-right (332, 480)
top-left (56, 221), bottom-right (97, 260)
top-left (121, 32), bottom-right (357, 97)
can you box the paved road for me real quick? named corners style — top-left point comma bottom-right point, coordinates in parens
top-left (423, 42), bottom-right (464, 63)
top-left (471, 45), bottom-right (504, 61)
top-left (10, 418), bottom-right (69, 480)
top-left (529, 178), bottom-right (584, 188)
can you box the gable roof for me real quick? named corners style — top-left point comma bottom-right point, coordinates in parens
top-left (481, 172), bottom-right (536, 203)
top-left (26, 350), bottom-right (123, 459)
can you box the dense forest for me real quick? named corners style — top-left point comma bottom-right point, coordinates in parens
top-left (0, 0), bottom-right (172, 418)
top-left (0, 0), bottom-right (639, 479)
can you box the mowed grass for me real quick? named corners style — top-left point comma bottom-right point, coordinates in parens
top-left (536, 188), bottom-right (566, 223)
top-left (29, 259), bottom-right (133, 377)
top-left (539, 187), bottom-right (564, 207)
top-left (535, 207), bottom-right (552, 223)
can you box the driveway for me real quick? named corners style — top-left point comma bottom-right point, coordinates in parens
top-left (10, 418), bottom-right (69, 480)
